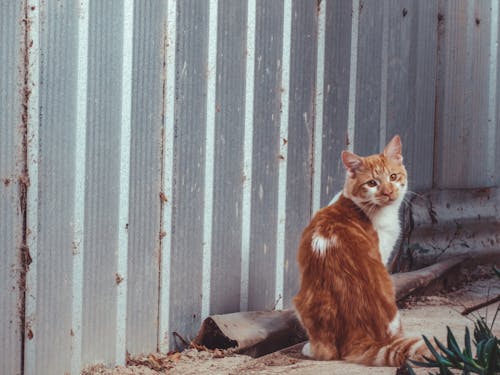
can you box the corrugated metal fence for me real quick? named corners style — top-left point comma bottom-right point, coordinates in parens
top-left (1, 0), bottom-right (498, 374)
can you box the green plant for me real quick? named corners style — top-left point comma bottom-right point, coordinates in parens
top-left (406, 267), bottom-right (500, 375)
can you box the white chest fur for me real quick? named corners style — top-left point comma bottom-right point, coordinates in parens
top-left (370, 203), bottom-right (401, 265)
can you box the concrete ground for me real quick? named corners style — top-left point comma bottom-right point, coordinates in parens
top-left (83, 276), bottom-right (500, 375)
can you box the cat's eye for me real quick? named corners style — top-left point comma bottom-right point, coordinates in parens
top-left (366, 180), bottom-right (378, 187)
top-left (390, 173), bottom-right (397, 181)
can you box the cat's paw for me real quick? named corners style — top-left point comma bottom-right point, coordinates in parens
top-left (301, 342), bottom-right (312, 357)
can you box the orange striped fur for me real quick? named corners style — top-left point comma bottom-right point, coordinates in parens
top-left (293, 136), bottom-right (430, 367)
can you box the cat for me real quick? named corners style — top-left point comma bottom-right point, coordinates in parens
top-left (293, 135), bottom-right (430, 367)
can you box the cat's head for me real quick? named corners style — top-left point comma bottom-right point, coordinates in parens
top-left (341, 135), bottom-right (407, 210)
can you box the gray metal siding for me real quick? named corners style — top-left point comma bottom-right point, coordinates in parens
top-left (29, 1), bottom-right (79, 373)
top-left (126, 0), bottom-right (165, 355)
top-left (0, 3), bottom-right (24, 375)
top-left (169, 0), bottom-right (209, 344)
top-left (248, 0), bottom-right (284, 311)
top-left (0, 1), bottom-right (496, 374)
top-left (354, 0), bottom-right (384, 155)
top-left (82, 1), bottom-right (123, 365)
top-left (282, 0), bottom-right (316, 308)
top-left (210, 0), bottom-right (247, 316)
top-left (435, 0), bottom-right (496, 188)
top-left (320, 0), bottom-right (353, 204)
top-left (385, 0), bottom-right (437, 191)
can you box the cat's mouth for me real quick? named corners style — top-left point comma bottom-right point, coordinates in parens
top-left (374, 195), bottom-right (398, 205)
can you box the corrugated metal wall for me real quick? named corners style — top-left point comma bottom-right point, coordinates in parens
top-left (0, 0), bottom-right (498, 374)
top-left (1, 3), bottom-right (24, 375)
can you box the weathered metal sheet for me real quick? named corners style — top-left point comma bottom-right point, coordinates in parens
top-left (494, 0), bottom-right (500, 186)
top-left (4, 0), bottom-right (500, 373)
top-left (27, 1), bottom-right (79, 373)
top-left (282, 0), bottom-right (316, 308)
top-left (81, 0), bottom-right (124, 366)
top-left (385, 0), bottom-right (437, 191)
top-left (354, 0), bottom-right (384, 154)
top-left (320, 0), bottom-right (353, 204)
top-left (0, 3), bottom-right (23, 375)
top-left (168, 0), bottom-right (208, 346)
top-left (126, 0), bottom-right (164, 355)
top-left (209, 0), bottom-right (247, 316)
top-left (247, 0), bottom-right (284, 311)
top-left (435, 0), bottom-right (493, 188)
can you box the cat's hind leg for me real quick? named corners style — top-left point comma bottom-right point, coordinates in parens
top-left (302, 340), bottom-right (339, 360)
top-left (301, 342), bottom-right (312, 357)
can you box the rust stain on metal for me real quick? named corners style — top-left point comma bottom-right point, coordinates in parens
top-left (19, 2), bottom-right (35, 369)
top-left (3, 178), bottom-right (11, 186)
top-left (159, 191), bottom-right (168, 203)
top-left (116, 273), bottom-right (124, 285)
top-left (26, 327), bottom-right (34, 340)
top-left (345, 132), bottom-right (351, 147)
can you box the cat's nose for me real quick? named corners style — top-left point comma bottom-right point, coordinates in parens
top-left (382, 187), bottom-right (393, 197)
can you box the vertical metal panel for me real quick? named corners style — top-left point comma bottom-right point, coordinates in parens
top-left (435, 0), bottom-right (493, 188)
top-left (0, 3), bottom-right (23, 375)
top-left (5, 0), bottom-right (500, 373)
top-left (490, 0), bottom-right (499, 186)
top-left (354, 0), bottom-right (384, 154)
top-left (311, 0), bottom-right (326, 213)
top-left (209, 0), bottom-right (247, 316)
top-left (159, 0), bottom-right (177, 353)
top-left (71, 1), bottom-right (89, 372)
top-left (239, 0), bottom-right (256, 313)
top-left (126, 0), bottom-right (164, 355)
top-left (24, 1), bottom-right (40, 374)
top-left (169, 0), bottom-right (208, 345)
top-left (385, 0), bottom-right (437, 191)
top-left (495, 0), bottom-right (500, 186)
top-left (81, 0), bottom-right (123, 366)
top-left (28, 1), bottom-right (79, 373)
top-left (274, 0), bottom-right (292, 311)
top-left (282, 0), bottom-right (316, 308)
top-left (320, 0), bottom-right (353, 205)
top-left (248, 0), bottom-right (284, 311)
top-left (201, 0), bottom-right (218, 321)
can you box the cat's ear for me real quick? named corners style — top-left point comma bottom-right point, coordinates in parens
top-left (342, 151), bottom-right (363, 176)
top-left (383, 135), bottom-right (403, 164)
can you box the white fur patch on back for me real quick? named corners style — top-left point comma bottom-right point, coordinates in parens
top-left (302, 342), bottom-right (312, 357)
top-left (311, 232), bottom-right (337, 255)
top-left (387, 311), bottom-right (401, 336)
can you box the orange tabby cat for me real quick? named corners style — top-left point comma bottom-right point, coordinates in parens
top-left (293, 135), bottom-right (430, 366)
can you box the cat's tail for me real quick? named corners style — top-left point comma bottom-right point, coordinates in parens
top-left (346, 336), bottom-right (431, 367)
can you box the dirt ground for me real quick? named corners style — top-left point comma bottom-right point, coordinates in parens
top-left (83, 276), bottom-right (499, 375)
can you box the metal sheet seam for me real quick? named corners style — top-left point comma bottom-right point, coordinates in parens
top-left (312, 0), bottom-right (326, 213)
top-left (239, 0), bottom-right (256, 312)
top-left (487, 0), bottom-right (498, 185)
top-left (116, 0), bottom-right (134, 365)
top-left (70, 1), bottom-right (89, 373)
top-left (347, 0), bottom-right (359, 152)
top-left (24, 1), bottom-right (40, 374)
top-left (159, 0), bottom-right (177, 353)
top-left (379, 0), bottom-right (389, 149)
top-left (201, 0), bottom-right (218, 321)
top-left (274, 0), bottom-right (292, 311)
